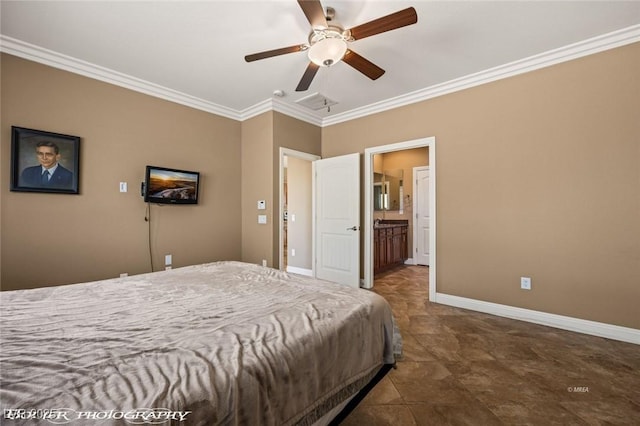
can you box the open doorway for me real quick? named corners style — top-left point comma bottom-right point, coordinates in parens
top-left (364, 137), bottom-right (436, 301)
top-left (279, 148), bottom-right (320, 275)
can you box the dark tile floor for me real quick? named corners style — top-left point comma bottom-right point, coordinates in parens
top-left (342, 265), bottom-right (640, 425)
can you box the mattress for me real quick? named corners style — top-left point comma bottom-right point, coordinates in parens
top-left (0, 261), bottom-right (400, 425)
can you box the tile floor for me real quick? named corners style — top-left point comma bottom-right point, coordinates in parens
top-left (341, 265), bottom-right (640, 425)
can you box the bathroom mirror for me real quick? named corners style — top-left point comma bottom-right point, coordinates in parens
top-left (374, 169), bottom-right (403, 211)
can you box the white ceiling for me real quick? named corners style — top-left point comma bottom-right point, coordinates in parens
top-left (2, 1), bottom-right (639, 125)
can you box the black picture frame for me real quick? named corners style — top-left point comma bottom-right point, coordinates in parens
top-left (10, 126), bottom-right (80, 194)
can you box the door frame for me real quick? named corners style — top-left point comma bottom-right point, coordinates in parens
top-left (364, 137), bottom-right (436, 301)
top-left (279, 147), bottom-right (321, 272)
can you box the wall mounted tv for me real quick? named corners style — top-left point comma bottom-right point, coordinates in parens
top-left (143, 165), bottom-right (200, 205)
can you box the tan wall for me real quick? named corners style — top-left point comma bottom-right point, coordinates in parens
top-left (322, 43), bottom-right (640, 329)
top-left (1, 54), bottom-right (242, 290)
top-left (240, 112), bottom-right (274, 266)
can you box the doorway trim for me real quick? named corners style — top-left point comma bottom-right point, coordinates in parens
top-left (279, 147), bottom-right (321, 272)
top-left (364, 137), bottom-right (436, 301)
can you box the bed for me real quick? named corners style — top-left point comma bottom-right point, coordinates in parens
top-left (0, 261), bottom-right (401, 425)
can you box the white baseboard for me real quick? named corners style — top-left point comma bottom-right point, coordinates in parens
top-left (404, 258), bottom-right (414, 265)
top-left (435, 293), bottom-right (640, 345)
top-left (286, 266), bottom-right (313, 277)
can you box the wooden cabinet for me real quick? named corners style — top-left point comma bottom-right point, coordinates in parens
top-left (374, 222), bottom-right (408, 275)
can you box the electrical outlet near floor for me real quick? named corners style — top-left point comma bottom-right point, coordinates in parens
top-left (520, 276), bottom-right (532, 290)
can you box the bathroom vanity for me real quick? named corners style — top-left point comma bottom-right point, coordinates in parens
top-left (373, 220), bottom-right (408, 275)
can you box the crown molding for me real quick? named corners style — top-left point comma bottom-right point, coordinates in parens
top-left (237, 98), bottom-right (272, 121)
top-left (3, 24), bottom-right (639, 128)
top-left (322, 24), bottom-right (640, 126)
top-left (0, 36), bottom-right (241, 121)
top-left (237, 98), bottom-right (323, 127)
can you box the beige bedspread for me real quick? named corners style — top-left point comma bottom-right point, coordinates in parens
top-left (0, 261), bottom-right (399, 425)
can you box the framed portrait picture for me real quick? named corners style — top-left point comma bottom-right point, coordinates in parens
top-left (10, 126), bottom-right (81, 194)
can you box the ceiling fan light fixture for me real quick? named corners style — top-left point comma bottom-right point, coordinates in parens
top-left (245, 2), bottom-right (418, 91)
top-left (307, 28), bottom-right (349, 67)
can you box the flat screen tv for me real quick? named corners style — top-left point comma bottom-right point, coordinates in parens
top-left (143, 165), bottom-right (200, 205)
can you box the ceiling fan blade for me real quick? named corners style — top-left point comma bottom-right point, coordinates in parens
top-left (245, 45), bottom-right (306, 62)
top-left (343, 50), bottom-right (385, 80)
top-left (297, 0), bottom-right (328, 29)
top-left (349, 7), bottom-right (417, 40)
top-left (296, 62), bottom-right (320, 91)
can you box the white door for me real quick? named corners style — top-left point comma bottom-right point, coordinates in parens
top-left (414, 167), bottom-right (430, 266)
top-left (314, 153), bottom-right (360, 287)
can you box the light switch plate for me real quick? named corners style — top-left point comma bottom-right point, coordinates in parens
top-left (257, 200), bottom-right (266, 210)
top-left (258, 215), bottom-right (267, 224)
top-left (119, 182), bottom-right (127, 192)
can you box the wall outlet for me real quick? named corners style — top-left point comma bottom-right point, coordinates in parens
top-left (521, 276), bottom-right (532, 290)
top-left (262, 259), bottom-right (267, 267)
top-left (165, 254), bottom-right (172, 266)
top-left (291, 248), bottom-right (296, 257)
top-left (257, 200), bottom-right (266, 210)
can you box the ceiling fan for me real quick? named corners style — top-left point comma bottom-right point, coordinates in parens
top-left (245, 0), bottom-right (418, 92)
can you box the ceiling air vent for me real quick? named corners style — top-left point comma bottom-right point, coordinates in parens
top-left (295, 93), bottom-right (338, 111)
